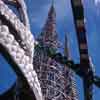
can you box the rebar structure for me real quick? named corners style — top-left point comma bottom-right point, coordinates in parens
top-left (45, 0), bottom-right (100, 100)
top-left (33, 2), bottom-right (79, 99)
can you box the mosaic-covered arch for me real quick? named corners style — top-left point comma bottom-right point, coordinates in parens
top-left (0, 0), bottom-right (43, 100)
top-left (0, 0), bottom-right (34, 60)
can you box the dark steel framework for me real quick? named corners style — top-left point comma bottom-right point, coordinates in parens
top-left (42, 0), bottom-right (100, 100)
top-left (70, 0), bottom-right (100, 100)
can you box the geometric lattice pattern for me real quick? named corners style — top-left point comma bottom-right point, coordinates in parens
top-left (33, 3), bottom-right (79, 100)
top-left (33, 47), bottom-right (75, 100)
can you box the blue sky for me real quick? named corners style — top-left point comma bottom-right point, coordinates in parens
top-left (0, 0), bottom-right (100, 100)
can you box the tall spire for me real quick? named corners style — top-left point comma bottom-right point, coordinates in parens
top-left (42, 0), bottom-right (56, 33)
top-left (38, 0), bottom-right (59, 48)
top-left (52, 0), bottom-right (54, 6)
top-left (64, 33), bottom-right (79, 100)
top-left (64, 33), bottom-right (71, 60)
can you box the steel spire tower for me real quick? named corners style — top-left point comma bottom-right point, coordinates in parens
top-left (38, 0), bottom-right (59, 48)
top-left (33, 1), bottom-right (79, 100)
top-left (42, 0), bottom-right (56, 33)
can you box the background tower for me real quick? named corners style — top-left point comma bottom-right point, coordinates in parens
top-left (33, 1), bottom-right (78, 99)
top-left (64, 33), bottom-right (79, 100)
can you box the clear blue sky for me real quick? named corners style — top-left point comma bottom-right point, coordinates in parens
top-left (0, 0), bottom-right (100, 100)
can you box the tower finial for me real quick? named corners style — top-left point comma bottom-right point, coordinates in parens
top-left (38, 0), bottom-right (59, 48)
top-left (64, 33), bottom-right (71, 60)
top-left (52, 0), bottom-right (54, 6)
top-left (42, 0), bottom-right (56, 34)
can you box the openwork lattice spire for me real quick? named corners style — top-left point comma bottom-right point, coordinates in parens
top-left (39, 1), bottom-right (59, 48)
top-left (43, 0), bottom-right (56, 33)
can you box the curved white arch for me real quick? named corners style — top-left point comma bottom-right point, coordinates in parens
top-left (0, 0), bottom-right (34, 60)
top-left (17, 0), bottom-right (30, 30)
top-left (0, 25), bottom-right (43, 100)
